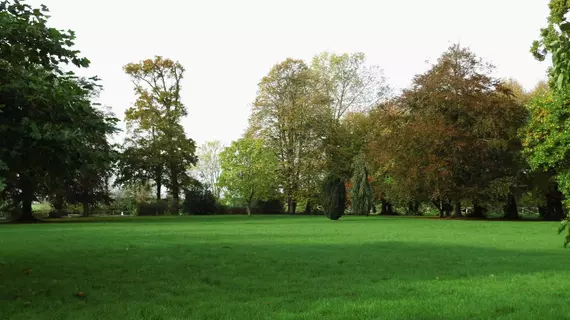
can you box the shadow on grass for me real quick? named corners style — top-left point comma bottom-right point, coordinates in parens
top-left (1, 235), bottom-right (569, 319)
top-left (1, 239), bottom-right (566, 282)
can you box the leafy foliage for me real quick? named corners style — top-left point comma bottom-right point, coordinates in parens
top-left (527, 0), bottom-right (570, 234)
top-left (218, 137), bottom-right (277, 215)
top-left (350, 157), bottom-right (373, 216)
top-left (0, 0), bottom-right (118, 221)
top-left (531, 0), bottom-right (570, 90)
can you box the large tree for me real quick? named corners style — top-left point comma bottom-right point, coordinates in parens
top-left (249, 58), bottom-right (328, 213)
top-left (218, 137), bottom-right (278, 215)
top-left (526, 0), bottom-right (570, 226)
top-left (121, 56), bottom-right (197, 214)
top-left (371, 45), bottom-right (527, 217)
top-left (0, 1), bottom-right (118, 222)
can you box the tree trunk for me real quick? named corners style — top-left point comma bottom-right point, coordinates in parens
top-left (82, 200), bottom-right (90, 217)
top-left (14, 176), bottom-right (39, 223)
top-left (247, 192), bottom-right (254, 217)
top-left (435, 199), bottom-right (452, 218)
top-left (52, 193), bottom-right (64, 216)
top-left (381, 199), bottom-right (387, 215)
top-left (304, 200), bottom-right (312, 215)
top-left (541, 185), bottom-right (565, 221)
top-left (503, 193), bottom-right (519, 220)
top-left (156, 180), bottom-right (162, 202)
top-left (170, 165), bottom-right (180, 215)
top-left (469, 201), bottom-right (486, 218)
top-left (432, 200), bottom-right (444, 217)
top-left (443, 200), bottom-right (452, 217)
top-left (171, 190), bottom-right (180, 215)
top-left (81, 188), bottom-right (90, 217)
top-left (453, 200), bottom-right (462, 218)
top-left (291, 200), bottom-right (297, 214)
top-left (381, 199), bottom-right (395, 215)
top-left (407, 200), bottom-right (420, 216)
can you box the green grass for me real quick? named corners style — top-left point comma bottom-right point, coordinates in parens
top-left (1, 216), bottom-right (569, 320)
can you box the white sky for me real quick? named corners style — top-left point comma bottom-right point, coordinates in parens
top-left (28, 0), bottom-right (551, 146)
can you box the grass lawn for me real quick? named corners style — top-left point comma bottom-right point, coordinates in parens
top-left (1, 216), bottom-right (569, 320)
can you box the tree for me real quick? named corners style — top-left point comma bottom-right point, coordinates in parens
top-left (526, 1), bottom-right (570, 226)
top-left (0, 1), bottom-right (118, 222)
top-left (312, 52), bottom-right (390, 200)
top-left (218, 137), bottom-right (277, 215)
top-left (122, 56), bottom-right (197, 214)
top-left (249, 58), bottom-right (329, 213)
top-left (311, 52), bottom-right (390, 121)
top-left (350, 156), bottom-right (373, 216)
top-left (371, 45), bottom-right (527, 218)
top-left (182, 181), bottom-right (217, 215)
top-left (194, 140), bottom-right (224, 199)
top-left (521, 90), bottom-right (570, 221)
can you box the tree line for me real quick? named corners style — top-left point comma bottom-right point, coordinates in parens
top-left (2, 0), bottom-right (570, 238)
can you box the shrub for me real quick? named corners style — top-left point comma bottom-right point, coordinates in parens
top-left (321, 174), bottom-right (346, 220)
top-left (182, 185), bottom-right (217, 215)
top-left (253, 199), bottom-right (284, 214)
top-left (137, 201), bottom-right (169, 216)
top-left (222, 206), bottom-right (247, 215)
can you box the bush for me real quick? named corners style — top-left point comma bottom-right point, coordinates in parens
top-left (224, 206), bottom-right (249, 215)
top-left (48, 210), bottom-right (68, 218)
top-left (137, 200), bottom-right (169, 216)
top-left (253, 199), bottom-right (284, 214)
top-left (108, 196), bottom-right (137, 216)
top-left (182, 185), bottom-right (217, 215)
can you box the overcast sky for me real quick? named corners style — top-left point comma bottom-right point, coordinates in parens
top-left (28, 0), bottom-right (551, 146)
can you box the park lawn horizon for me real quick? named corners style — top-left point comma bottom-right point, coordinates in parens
top-left (1, 216), bottom-right (569, 320)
